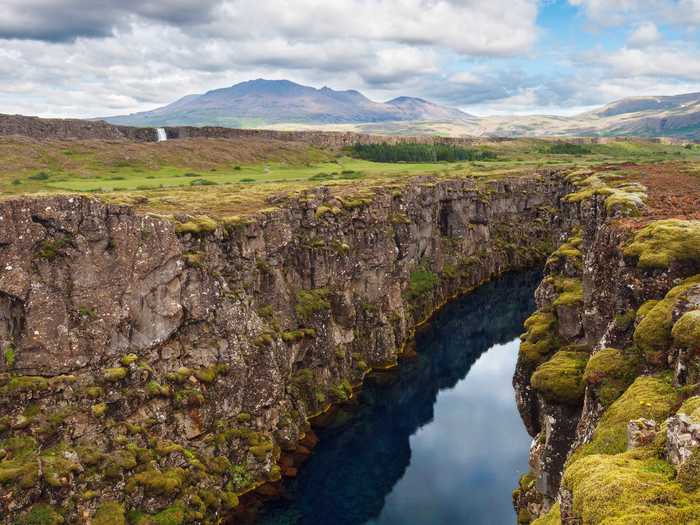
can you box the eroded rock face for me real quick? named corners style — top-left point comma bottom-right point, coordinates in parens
top-left (0, 172), bottom-right (573, 523)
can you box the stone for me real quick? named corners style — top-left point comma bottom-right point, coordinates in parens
top-left (627, 418), bottom-right (658, 450)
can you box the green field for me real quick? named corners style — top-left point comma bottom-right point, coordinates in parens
top-left (41, 158), bottom-right (478, 192)
top-left (2, 137), bottom-right (699, 218)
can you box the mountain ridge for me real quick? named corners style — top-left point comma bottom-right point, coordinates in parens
top-left (102, 80), bottom-right (700, 139)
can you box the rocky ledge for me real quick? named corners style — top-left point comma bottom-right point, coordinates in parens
top-left (0, 171), bottom-right (572, 524)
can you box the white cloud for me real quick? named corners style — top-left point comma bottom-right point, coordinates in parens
top-left (628, 22), bottom-right (661, 47)
top-left (0, 0), bottom-right (542, 117)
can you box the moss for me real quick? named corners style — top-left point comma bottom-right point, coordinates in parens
top-left (623, 219), bottom-right (700, 270)
top-left (146, 381), bottom-right (170, 397)
top-left (405, 268), bottom-right (439, 302)
top-left (330, 379), bottom-right (353, 401)
top-left (194, 364), bottom-right (227, 383)
top-left (583, 348), bottom-right (641, 407)
top-left (17, 504), bottom-right (65, 525)
top-left (678, 396), bottom-right (700, 421)
top-left (103, 367), bottom-right (128, 382)
top-left (126, 467), bottom-right (185, 496)
top-left (613, 309), bottom-right (637, 332)
top-left (236, 412), bottom-right (251, 423)
top-left (0, 437), bottom-right (40, 488)
top-left (131, 504), bottom-right (185, 525)
top-left (228, 464), bottom-right (254, 491)
top-left (569, 375), bottom-right (678, 463)
top-left (295, 288), bottom-right (331, 321)
top-left (93, 501), bottom-right (126, 525)
top-left (531, 503), bottom-right (561, 525)
top-left (42, 451), bottom-right (81, 487)
top-left (92, 403), bottom-right (108, 417)
top-left (37, 236), bottom-right (71, 260)
top-left (120, 353), bottom-right (138, 366)
top-left (563, 449), bottom-right (700, 524)
top-left (174, 215), bottom-right (218, 235)
top-left (637, 299), bottom-right (659, 321)
top-left (249, 440), bottom-right (273, 459)
top-left (672, 310), bottom-right (700, 349)
top-left (3, 344), bottom-right (16, 368)
top-left (102, 449), bottom-right (137, 478)
top-left (519, 311), bottom-right (558, 365)
top-left (550, 277), bottom-right (583, 306)
top-left (546, 237), bottom-right (582, 268)
top-left (677, 447), bottom-right (700, 492)
top-left (531, 349), bottom-right (589, 404)
top-left (174, 388), bottom-right (204, 407)
top-left (634, 297), bottom-right (677, 365)
top-left (2, 375), bottom-right (49, 394)
top-left (86, 385), bottom-right (103, 398)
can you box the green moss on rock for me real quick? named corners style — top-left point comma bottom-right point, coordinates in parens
top-left (672, 310), bottom-right (700, 349)
top-left (93, 501), bottom-right (126, 525)
top-left (405, 268), bottom-right (439, 302)
top-left (569, 375), bottom-right (678, 463)
top-left (102, 367), bottom-right (128, 382)
top-left (583, 348), bottom-right (641, 407)
top-left (531, 349), bottom-right (589, 404)
top-left (126, 467), bottom-right (185, 496)
top-left (17, 504), bottom-right (64, 525)
top-left (519, 311), bottom-right (558, 365)
top-left (295, 288), bottom-right (331, 321)
top-left (563, 449), bottom-right (700, 524)
top-left (624, 219), bottom-right (700, 270)
top-left (531, 503), bottom-right (561, 525)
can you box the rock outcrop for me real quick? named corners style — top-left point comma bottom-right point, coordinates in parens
top-left (0, 172), bottom-right (573, 524)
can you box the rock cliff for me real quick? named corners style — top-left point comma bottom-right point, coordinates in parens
top-left (0, 172), bottom-right (572, 524)
top-left (512, 171), bottom-right (700, 524)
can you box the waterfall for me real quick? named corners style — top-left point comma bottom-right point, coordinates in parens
top-left (156, 128), bottom-right (167, 142)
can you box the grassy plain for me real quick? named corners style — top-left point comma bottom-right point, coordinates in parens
top-left (1, 136), bottom-right (699, 218)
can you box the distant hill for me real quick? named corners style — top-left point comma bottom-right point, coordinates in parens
top-left (96, 82), bottom-right (700, 139)
top-left (103, 79), bottom-right (476, 128)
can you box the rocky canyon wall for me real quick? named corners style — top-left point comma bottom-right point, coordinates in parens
top-left (0, 171), bottom-right (573, 524)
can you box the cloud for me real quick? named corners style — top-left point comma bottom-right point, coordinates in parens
top-left (0, 0), bottom-right (222, 42)
top-left (569, 0), bottom-right (700, 27)
top-left (0, 0), bottom-right (540, 58)
top-left (628, 22), bottom-right (661, 47)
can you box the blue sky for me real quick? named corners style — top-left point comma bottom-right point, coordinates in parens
top-left (1, 0), bottom-right (699, 118)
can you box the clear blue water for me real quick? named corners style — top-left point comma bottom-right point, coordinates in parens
top-left (259, 271), bottom-right (539, 525)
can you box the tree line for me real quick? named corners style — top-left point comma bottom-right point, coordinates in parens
top-left (350, 142), bottom-right (497, 163)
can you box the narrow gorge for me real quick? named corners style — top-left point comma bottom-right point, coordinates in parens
top-left (1, 161), bottom-right (699, 525)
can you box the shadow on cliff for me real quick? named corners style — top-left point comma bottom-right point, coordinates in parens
top-left (258, 270), bottom-right (540, 525)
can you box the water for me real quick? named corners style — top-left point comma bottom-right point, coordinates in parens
top-left (259, 271), bottom-right (539, 525)
top-left (156, 128), bottom-right (167, 141)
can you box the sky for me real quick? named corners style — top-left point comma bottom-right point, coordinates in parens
top-left (1, 0), bottom-right (700, 118)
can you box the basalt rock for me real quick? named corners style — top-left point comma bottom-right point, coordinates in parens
top-left (0, 171), bottom-right (574, 524)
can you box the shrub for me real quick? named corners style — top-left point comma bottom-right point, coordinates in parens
top-left (405, 268), bottom-right (439, 302)
top-left (295, 288), bottom-right (331, 321)
top-left (28, 172), bottom-right (50, 181)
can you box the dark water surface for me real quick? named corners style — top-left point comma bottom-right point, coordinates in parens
top-left (259, 271), bottom-right (539, 525)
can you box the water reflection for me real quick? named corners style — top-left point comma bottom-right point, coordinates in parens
top-left (259, 271), bottom-right (539, 525)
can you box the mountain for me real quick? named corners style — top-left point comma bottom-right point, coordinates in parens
top-left (102, 82), bottom-right (700, 139)
top-left (103, 79), bottom-right (475, 128)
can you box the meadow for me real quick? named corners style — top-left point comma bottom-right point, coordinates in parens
top-left (1, 136), bottom-right (699, 218)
